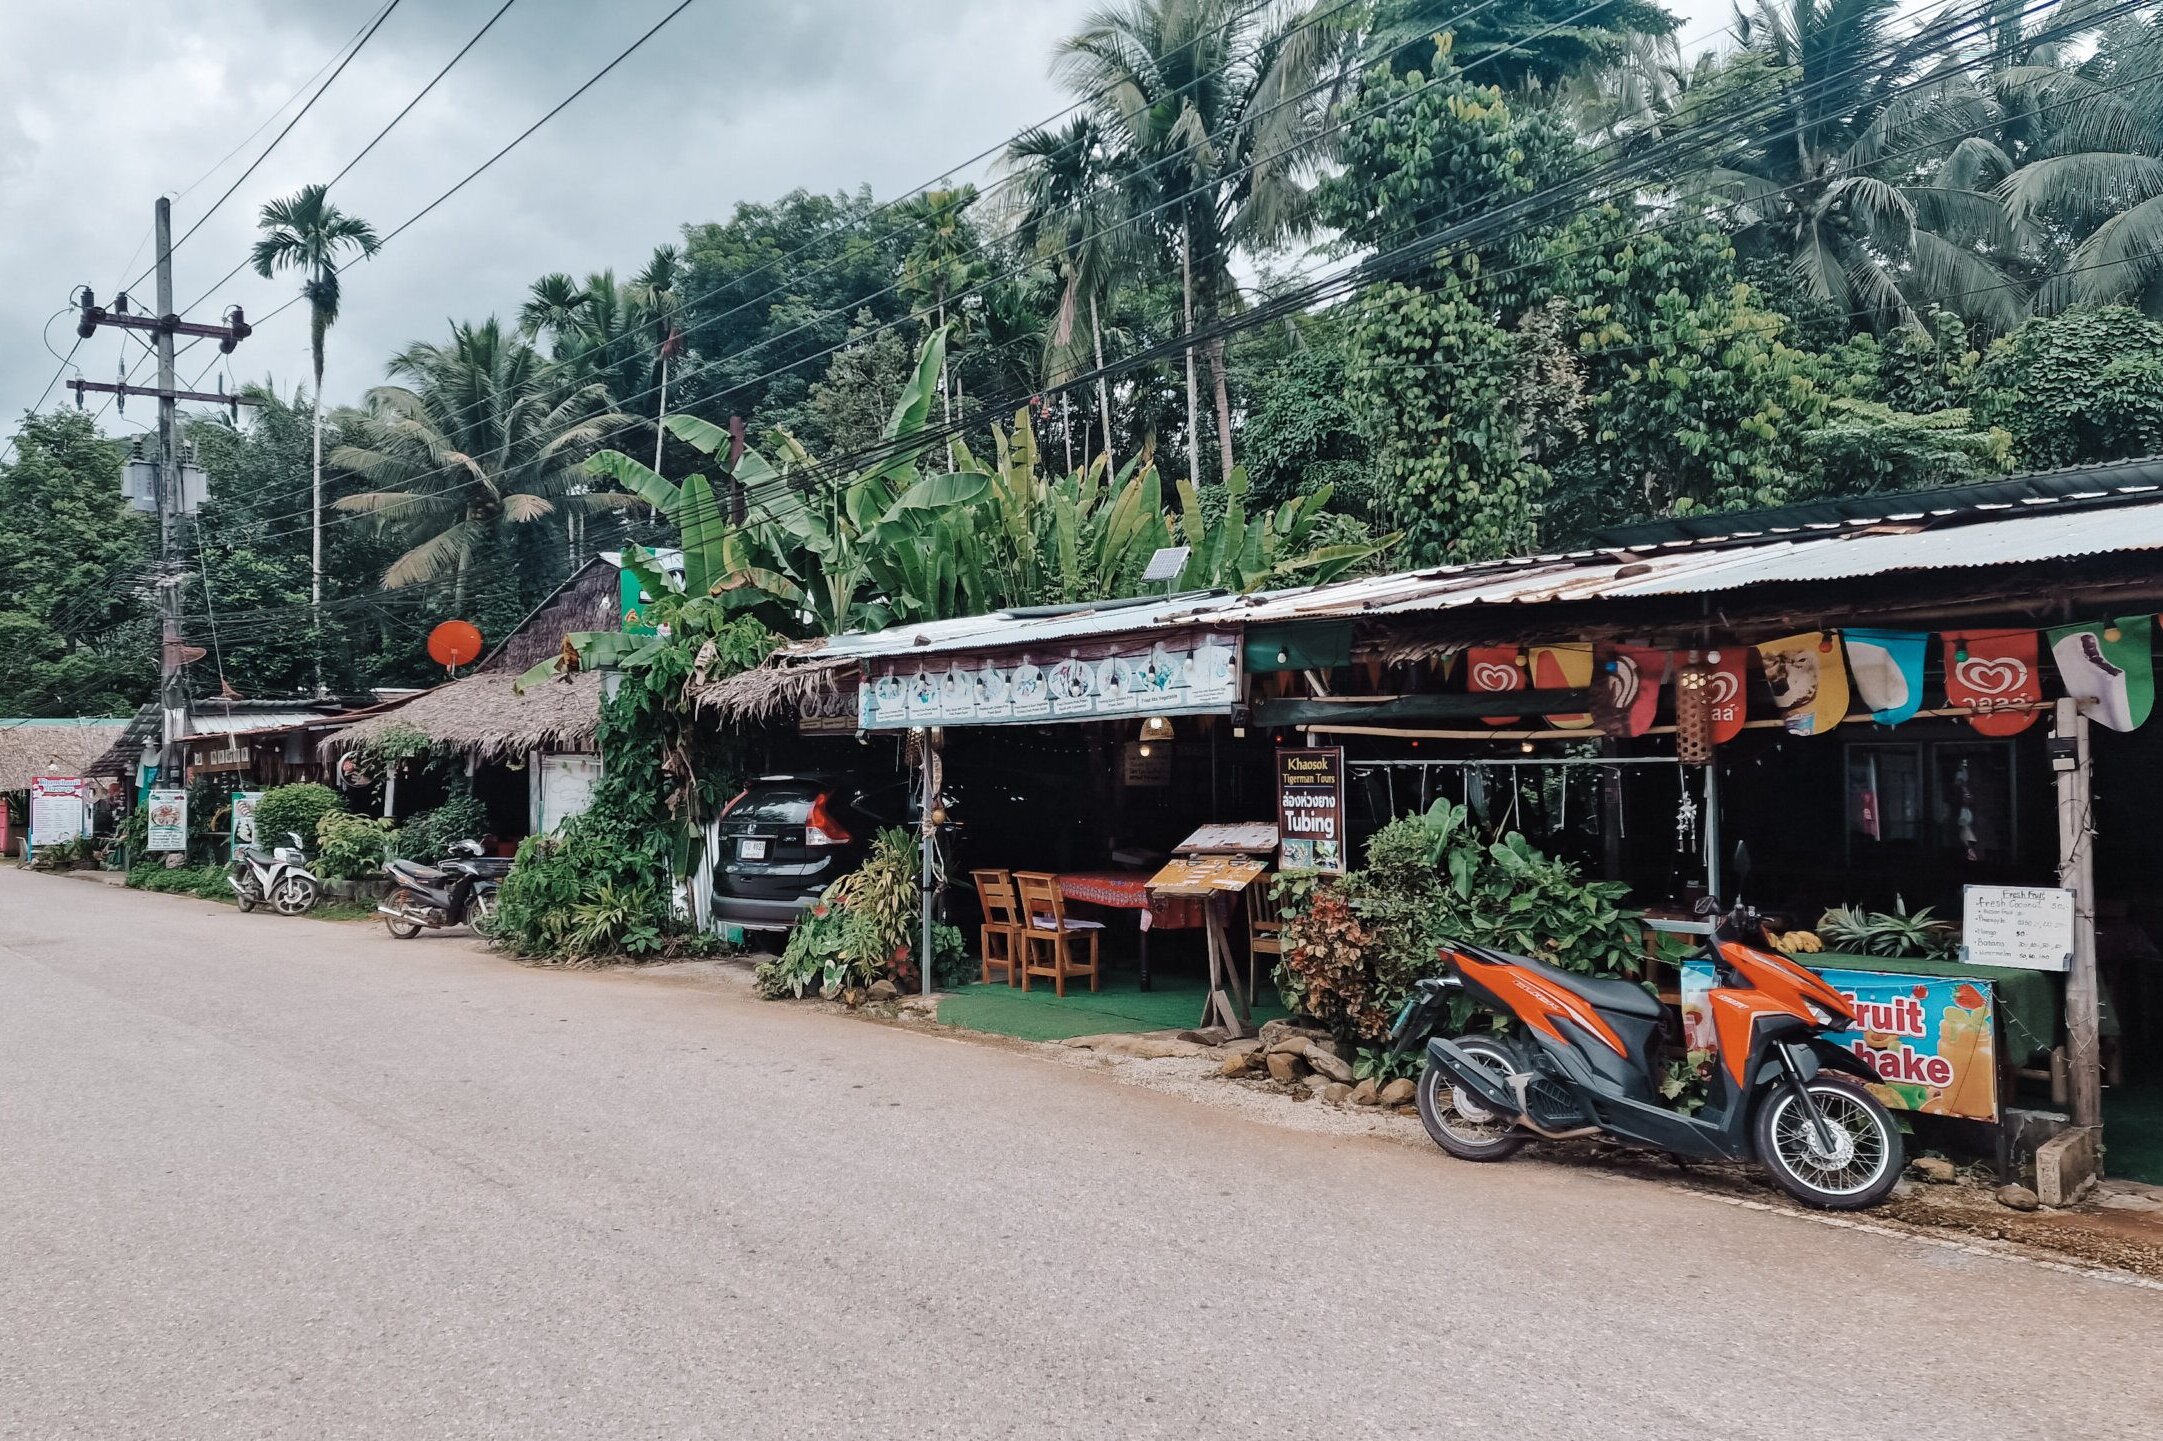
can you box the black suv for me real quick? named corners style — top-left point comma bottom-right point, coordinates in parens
top-left (709, 767), bottom-right (1091, 933)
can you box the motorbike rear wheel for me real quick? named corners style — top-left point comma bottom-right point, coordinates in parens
top-left (1416, 1034), bottom-right (1528, 1162)
top-left (233, 874), bottom-right (260, 913)
top-left (467, 887), bottom-right (498, 936)
top-left (384, 887), bottom-right (424, 939)
top-left (1754, 1077), bottom-right (1903, 1210)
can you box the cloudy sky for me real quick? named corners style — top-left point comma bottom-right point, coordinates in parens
top-left (1, 0), bottom-right (1739, 449)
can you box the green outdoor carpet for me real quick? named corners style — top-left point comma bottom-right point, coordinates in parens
top-left (939, 970), bottom-right (1288, 1043)
top-left (2105, 1084), bottom-right (2163, 1186)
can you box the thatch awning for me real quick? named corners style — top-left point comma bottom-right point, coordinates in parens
top-left (0, 719), bottom-right (130, 792)
top-left (694, 657), bottom-right (857, 725)
top-left (318, 670), bottom-right (603, 762)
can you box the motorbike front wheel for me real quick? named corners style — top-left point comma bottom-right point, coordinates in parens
top-left (1415, 1034), bottom-right (1528, 1162)
top-left (1754, 1077), bottom-right (1904, 1210)
top-left (271, 875), bottom-right (318, 916)
top-left (384, 887), bottom-right (423, 939)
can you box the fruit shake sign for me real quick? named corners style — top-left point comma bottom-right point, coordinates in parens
top-left (1683, 962), bottom-right (1997, 1121)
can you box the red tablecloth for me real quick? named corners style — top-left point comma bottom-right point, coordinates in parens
top-left (1055, 871), bottom-right (1204, 931)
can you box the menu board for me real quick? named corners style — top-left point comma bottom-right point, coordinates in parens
top-left (1277, 747), bottom-right (1346, 874)
top-left (858, 633), bottom-right (1240, 730)
top-left (146, 788), bottom-right (188, 852)
top-left (1961, 884), bottom-right (2074, 972)
top-left (29, 776), bottom-right (87, 850)
top-left (231, 791), bottom-right (262, 857)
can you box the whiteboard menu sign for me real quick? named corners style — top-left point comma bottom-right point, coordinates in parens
top-left (29, 776), bottom-right (87, 850)
top-left (1961, 884), bottom-right (2074, 972)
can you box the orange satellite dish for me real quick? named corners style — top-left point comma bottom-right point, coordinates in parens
top-left (427, 620), bottom-right (483, 670)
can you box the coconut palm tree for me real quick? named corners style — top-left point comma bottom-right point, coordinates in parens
top-left (1056, 0), bottom-right (1349, 485)
top-left (330, 320), bottom-right (633, 610)
top-left (249, 183), bottom-right (379, 693)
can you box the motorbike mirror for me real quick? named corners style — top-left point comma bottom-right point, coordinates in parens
top-left (289, 831), bottom-right (306, 849)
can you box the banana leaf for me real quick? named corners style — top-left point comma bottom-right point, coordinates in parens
top-left (677, 472), bottom-right (728, 597)
top-left (585, 449), bottom-right (682, 514)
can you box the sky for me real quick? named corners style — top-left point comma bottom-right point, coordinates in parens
top-left (0, 0), bottom-right (1743, 454)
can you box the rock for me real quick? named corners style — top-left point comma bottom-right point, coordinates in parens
top-left (1180, 1027), bottom-right (1228, 1047)
top-left (1259, 1018), bottom-right (1333, 1051)
top-left (1304, 1048), bottom-right (1355, 1086)
top-left (1911, 1156), bottom-right (1958, 1184)
top-left (1061, 1032), bottom-right (1207, 1059)
top-left (1320, 1082), bottom-right (1353, 1105)
top-left (1350, 1079), bottom-right (1380, 1107)
top-left (867, 979), bottom-right (900, 1001)
top-left (1995, 1183), bottom-right (2042, 1213)
top-left (1218, 1052), bottom-right (1256, 1078)
top-left (1265, 1051), bottom-right (1302, 1085)
top-left (1378, 1078), bottom-right (1416, 1107)
top-left (1221, 1037), bottom-right (1264, 1057)
top-left (1265, 1035), bottom-right (1310, 1057)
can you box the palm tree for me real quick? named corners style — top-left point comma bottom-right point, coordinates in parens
top-left (330, 320), bottom-right (632, 610)
top-left (250, 183), bottom-right (379, 693)
top-left (1006, 115), bottom-right (1129, 473)
top-left (1056, 0), bottom-right (1348, 486)
top-left (1686, 0), bottom-right (2023, 332)
top-left (897, 186), bottom-right (987, 460)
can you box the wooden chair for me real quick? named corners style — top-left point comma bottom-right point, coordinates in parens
top-left (1015, 872), bottom-right (1102, 996)
top-left (972, 869), bottom-right (1023, 986)
top-left (1244, 877), bottom-right (1283, 1003)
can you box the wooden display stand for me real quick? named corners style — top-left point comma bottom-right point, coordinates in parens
top-left (1147, 823), bottom-right (1277, 1039)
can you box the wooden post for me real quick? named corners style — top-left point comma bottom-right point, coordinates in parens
top-left (2054, 697), bottom-right (2103, 1133)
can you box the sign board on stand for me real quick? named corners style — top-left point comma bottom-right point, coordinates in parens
top-left (146, 788), bottom-right (188, 852)
top-left (1148, 822), bottom-right (1279, 1039)
top-left (231, 791), bottom-right (262, 858)
top-left (28, 777), bottom-right (87, 852)
top-left (1961, 884), bottom-right (2074, 972)
top-left (1276, 746), bottom-right (1346, 874)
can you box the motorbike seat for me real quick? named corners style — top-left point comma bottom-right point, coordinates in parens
top-left (389, 859), bottom-right (447, 883)
top-left (1458, 942), bottom-right (1666, 1021)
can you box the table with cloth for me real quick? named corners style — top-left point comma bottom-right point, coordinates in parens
top-left (1055, 870), bottom-right (1205, 991)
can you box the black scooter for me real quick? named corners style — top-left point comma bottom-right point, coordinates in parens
top-left (379, 840), bottom-right (512, 938)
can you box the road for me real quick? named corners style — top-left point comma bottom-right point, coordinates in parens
top-left (3, 868), bottom-right (2159, 1440)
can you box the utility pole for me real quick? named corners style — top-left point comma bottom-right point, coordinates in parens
top-left (71, 198), bottom-right (257, 781)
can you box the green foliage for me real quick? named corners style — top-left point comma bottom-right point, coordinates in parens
top-left (1279, 801), bottom-right (1644, 1044)
top-left (390, 790), bottom-right (490, 862)
top-left (1817, 900), bottom-right (1957, 960)
top-left (1797, 400), bottom-right (2011, 497)
top-left (253, 784), bottom-right (344, 853)
top-left (1971, 307), bottom-right (2163, 468)
top-left (315, 811), bottom-right (394, 881)
top-left (1352, 1046), bottom-right (1425, 1085)
top-left (125, 863), bottom-right (232, 900)
top-left (756, 828), bottom-right (967, 997)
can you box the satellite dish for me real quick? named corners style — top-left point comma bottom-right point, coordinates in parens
top-left (427, 620), bottom-right (483, 671)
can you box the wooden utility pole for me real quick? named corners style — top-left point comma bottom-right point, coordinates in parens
top-left (2054, 697), bottom-right (2103, 1131)
top-left (70, 198), bottom-right (257, 778)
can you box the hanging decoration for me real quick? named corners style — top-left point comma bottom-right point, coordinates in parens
top-left (1674, 655), bottom-right (1715, 764)
top-left (1941, 630), bottom-right (2042, 736)
top-left (1465, 644), bottom-right (1526, 726)
top-left (1530, 643), bottom-right (1595, 728)
top-left (1594, 645), bottom-right (1672, 738)
top-left (1757, 632), bottom-right (1849, 736)
top-left (1842, 629), bottom-right (1928, 726)
top-left (2046, 615), bottom-right (2155, 732)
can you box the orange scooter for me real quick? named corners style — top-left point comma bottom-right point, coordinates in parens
top-left (1389, 901), bottom-right (1904, 1210)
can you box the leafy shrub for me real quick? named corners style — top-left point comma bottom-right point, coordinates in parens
top-left (491, 798), bottom-right (676, 962)
top-left (253, 784), bottom-right (343, 854)
top-left (756, 828), bottom-right (967, 998)
top-left (391, 790), bottom-right (490, 862)
top-left (315, 812), bottom-right (395, 881)
top-left (1278, 800), bottom-right (1644, 1044)
top-left (125, 862), bottom-right (232, 900)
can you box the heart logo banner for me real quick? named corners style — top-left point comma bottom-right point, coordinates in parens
top-left (1843, 629), bottom-right (1928, 726)
top-left (1465, 644), bottom-right (1525, 726)
top-left (1756, 632), bottom-right (1849, 736)
top-left (1530, 643), bottom-right (1595, 729)
top-left (2047, 616), bottom-right (2155, 732)
top-left (1942, 630), bottom-right (2040, 736)
top-left (1593, 646), bottom-right (1671, 738)
top-left (1706, 648), bottom-right (1749, 744)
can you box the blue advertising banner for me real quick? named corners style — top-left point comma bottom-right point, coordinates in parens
top-left (1683, 960), bottom-right (1998, 1121)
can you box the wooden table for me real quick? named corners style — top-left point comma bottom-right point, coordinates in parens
top-left (1054, 871), bottom-right (1205, 992)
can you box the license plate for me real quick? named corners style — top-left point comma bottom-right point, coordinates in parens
top-left (738, 838), bottom-right (769, 860)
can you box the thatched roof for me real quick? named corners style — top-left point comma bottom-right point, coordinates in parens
top-left (0, 719), bottom-right (130, 792)
top-left (478, 557), bottom-right (620, 675)
top-left (695, 657), bottom-right (857, 724)
top-left (319, 670), bottom-right (603, 762)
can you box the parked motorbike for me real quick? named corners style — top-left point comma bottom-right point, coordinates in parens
top-left (228, 832), bottom-right (322, 916)
top-left (1391, 898), bottom-right (1904, 1210)
top-left (379, 840), bottom-right (511, 939)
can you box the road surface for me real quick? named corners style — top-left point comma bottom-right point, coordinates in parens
top-left (3, 868), bottom-right (2159, 1439)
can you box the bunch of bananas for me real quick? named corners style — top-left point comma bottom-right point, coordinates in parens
top-left (1767, 929), bottom-right (1823, 955)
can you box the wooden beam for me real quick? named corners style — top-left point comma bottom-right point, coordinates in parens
top-left (1252, 688), bottom-right (1590, 727)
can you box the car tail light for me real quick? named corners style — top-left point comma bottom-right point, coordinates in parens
top-left (805, 792), bottom-right (853, 847)
top-left (719, 788), bottom-right (749, 817)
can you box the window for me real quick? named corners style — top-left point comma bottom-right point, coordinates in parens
top-left (1845, 739), bottom-right (2018, 868)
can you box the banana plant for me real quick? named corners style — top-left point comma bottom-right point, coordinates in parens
top-left (1173, 465), bottom-right (1400, 594)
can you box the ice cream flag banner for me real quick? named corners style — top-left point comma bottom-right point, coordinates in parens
top-left (1593, 645), bottom-right (1671, 738)
top-left (1941, 630), bottom-right (2041, 736)
top-left (1756, 632), bottom-right (1850, 736)
top-left (2046, 616), bottom-right (2155, 733)
top-left (1705, 648), bottom-right (1749, 744)
top-left (1683, 962), bottom-right (1997, 1121)
top-left (1529, 643), bottom-right (1595, 729)
top-left (1842, 629), bottom-right (1928, 726)
top-left (1465, 644), bottom-right (1526, 726)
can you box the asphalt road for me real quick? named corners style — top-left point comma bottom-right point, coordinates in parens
top-left (4, 869), bottom-right (2160, 1440)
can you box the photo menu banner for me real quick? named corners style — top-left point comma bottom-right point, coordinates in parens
top-left (858, 632), bottom-right (1241, 730)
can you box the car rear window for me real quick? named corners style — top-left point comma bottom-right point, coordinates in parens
top-left (728, 784), bottom-right (818, 824)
